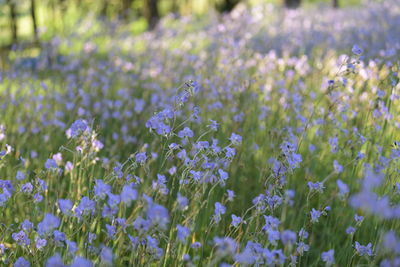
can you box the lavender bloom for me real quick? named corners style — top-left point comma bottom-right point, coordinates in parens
top-left (352, 44), bottom-right (363, 55)
top-left (147, 204), bottom-right (170, 230)
top-left (94, 179), bottom-right (112, 200)
top-left (354, 214), bottom-right (364, 224)
top-left (100, 246), bottom-right (113, 265)
top-left (21, 220), bottom-right (33, 232)
top-left (35, 237), bottom-right (47, 250)
top-left (333, 160), bottom-right (343, 173)
top-left (177, 193), bottom-right (188, 210)
top-left (14, 257), bottom-right (30, 267)
top-left (120, 184), bottom-right (138, 206)
top-left (45, 159), bottom-right (58, 169)
top-left (281, 230), bottom-right (297, 245)
top-left (68, 119), bottom-right (89, 138)
top-left (66, 240), bottom-right (78, 255)
top-left (209, 120), bottom-right (219, 131)
top-left (21, 182), bottom-right (33, 194)
top-left (106, 224), bottom-right (116, 238)
top-left (354, 242), bottom-right (373, 256)
top-left (227, 190), bottom-right (235, 201)
top-left (213, 202), bottom-right (226, 223)
top-left (191, 242), bottom-right (202, 249)
top-left (297, 242), bottom-right (310, 255)
top-left (12, 230), bottom-right (30, 246)
top-left (54, 230), bottom-right (66, 245)
top-left (337, 179), bottom-right (349, 197)
top-left (74, 197), bottom-right (96, 218)
top-left (16, 171), bottom-right (26, 181)
top-left (213, 237), bottom-right (237, 255)
top-left (133, 217), bottom-right (151, 233)
top-left (70, 257), bottom-right (93, 267)
top-left (45, 253), bottom-right (65, 267)
top-left (231, 214), bottom-right (242, 227)
top-left (135, 152), bottom-right (147, 164)
top-left (310, 208), bottom-right (322, 223)
top-left (178, 127), bottom-right (194, 138)
top-left (299, 228), bottom-right (309, 240)
top-left (38, 213), bottom-right (60, 236)
top-left (308, 182), bottom-right (325, 193)
top-left (346, 226), bottom-right (356, 235)
top-left (321, 249), bottom-right (335, 266)
top-left (58, 199), bottom-right (73, 215)
top-left (176, 224), bottom-right (190, 243)
top-left (229, 133), bottom-right (242, 145)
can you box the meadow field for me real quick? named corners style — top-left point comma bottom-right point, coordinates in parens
top-left (1, 0), bottom-right (400, 266)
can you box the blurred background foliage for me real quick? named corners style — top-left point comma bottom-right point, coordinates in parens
top-left (0, 0), bottom-right (364, 49)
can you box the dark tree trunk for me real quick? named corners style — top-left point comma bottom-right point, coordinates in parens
top-left (121, 0), bottom-right (134, 21)
top-left (100, 0), bottom-right (108, 18)
top-left (215, 0), bottom-right (241, 13)
top-left (171, 0), bottom-right (179, 14)
top-left (30, 0), bottom-right (38, 42)
top-left (333, 0), bottom-right (339, 8)
top-left (284, 0), bottom-right (301, 8)
top-left (7, 0), bottom-right (18, 44)
top-left (144, 0), bottom-right (159, 30)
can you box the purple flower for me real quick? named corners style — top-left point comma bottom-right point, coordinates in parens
top-left (321, 249), bottom-right (334, 266)
top-left (100, 246), bottom-right (113, 265)
top-left (53, 230), bottom-right (66, 245)
top-left (135, 152), bottom-right (147, 164)
top-left (16, 171), bottom-right (26, 181)
top-left (68, 119), bottom-right (89, 138)
top-left (297, 242), bottom-right (310, 255)
top-left (310, 208), bottom-right (322, 223)
top-left (106, 224), bottom-right (116, 238)
top-left (333, 160), bottom-right (343, 173)
top-left (209, 120), bottom-right (219, 131)
top-left (281, 230), bottom-right (297, 245)
top-left (38, 213), bottom-right (60, 236)
top-left (337, 179), bottom-right (349, 197)
top-left (35, 237), bottom-right (47, 250)
top-left (58, 199), bottom-right (73, 215)
top-left (191, 242), bottom-right (202, 249)
top-left (178, 127), bottom-right (194, 138)
top-left (147, 204), bottom-right (170, 230)
top-left (177, 193), bottom-right (188, 210)
top-left (66, 240), bottom-right (78, 255)
top-left (227, 190), bottom-right (235, 201)
top-left (45, 159), bottom-right (58, 169)
top-left (133, 217), bottom-right (151, 233)
top-left (14, 257), bottom-right (30, 267)
top-left (346, 226), bottom-right (356, 235)
top-left (213, 202), bottom-right (226, 223)
top-left (21, 219), bottom-right (33, 232)
top-left (45, 253), bottom-right (64, 267)
top-left (21, 182), bottom-right (33, 194)
top-left (308, 182), bottom-right (324, 193)
top-left (352, 44), bottom-right (363, 55)
top-left (120, 185), bottom-right (138, 206)
top-left (218, 169), bottom-right (229, 181)
top-left (12, 230), bottom-right (30, 246)
top-left (176, 224), bottom-right (190, 243)
top-left (229, 133), bottom-right (242, 145)
top-left (354, 242), bottom-right (373, 256)
top-left (231, 214), bottom-right (242, 227)
top-left (94, 180), bottom-right (111, 200)
top-left (34, 193), bottom-right (43, 203)
top-left (354, 214), bottom-right (364, 224)
top-left (74, 197), bottom-right (96, 218)
top-left (71, 257), bottom-right (93, 267)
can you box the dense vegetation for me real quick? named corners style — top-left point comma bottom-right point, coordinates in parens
top-left (0, 0), bottom-right (400, 266)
